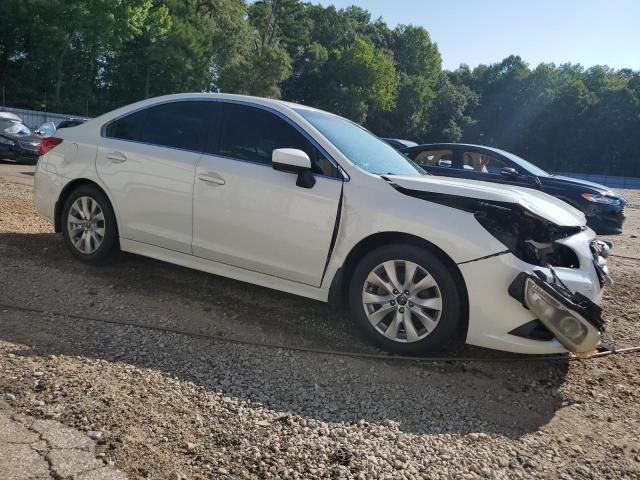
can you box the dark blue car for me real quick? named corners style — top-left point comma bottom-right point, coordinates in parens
top-left (402, 143), bottom-right (627, 235)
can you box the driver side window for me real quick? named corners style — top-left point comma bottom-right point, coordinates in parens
top-left (217, 103), bottom-right (339, 177)
top-left (461, 151), bottom-right (510, 175)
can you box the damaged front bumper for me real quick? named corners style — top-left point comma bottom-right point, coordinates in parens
top-left (508, 271), bottom-right (605, 354)
top-left (458, 228), bottom-right (609, 355)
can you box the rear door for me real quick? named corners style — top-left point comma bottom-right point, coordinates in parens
top-left (96, 101), bottom-right (209, 254)
top-left (192, 102), bottom-right (343, 286)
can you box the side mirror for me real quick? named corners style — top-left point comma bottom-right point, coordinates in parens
top-left (500, 167), bottom-right (519, 178)
top-left (272, 148), bottom-right (315, 189)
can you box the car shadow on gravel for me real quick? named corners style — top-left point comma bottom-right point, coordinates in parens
top-left (0, 231), bottom-right (374, 353)
top-left (0, 232), bottom-right (570, 437)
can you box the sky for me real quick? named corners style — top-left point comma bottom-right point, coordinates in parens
top-left (316, 0), bottom-right (640, 71)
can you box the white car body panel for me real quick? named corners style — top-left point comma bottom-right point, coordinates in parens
top-left (120, 238), bottom-right (329, 301)
top-left (193, 154), bottom-right (342, 286)
top-left (459, 229), bottom-right (600, 353)
top-left (33, 93), bottom-right (607, 355)
top-left (320, 175), bottom-right (510, 285)
top-left (96, 137), bottom-right (199, 254)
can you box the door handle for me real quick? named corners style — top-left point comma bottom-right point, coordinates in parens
top-left (106, 152), bottom-right (127, 163)
top-left (198, 172), bottom-right (226, 185)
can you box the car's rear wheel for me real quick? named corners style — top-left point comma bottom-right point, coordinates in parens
top-left (61, 185), bottom-right (118, 263)
top-left (349, 244), bottom-right (464, 354)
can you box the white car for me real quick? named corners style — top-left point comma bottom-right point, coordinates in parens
top-left (33, 93), bottom-right (610, 355)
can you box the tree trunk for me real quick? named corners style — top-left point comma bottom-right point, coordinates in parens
top-left (145, 65), bottom-right (150, 99)
top-left (54, 41), bottom-right (70, 106)
top-left (261, 0), bottom-right (279, 49)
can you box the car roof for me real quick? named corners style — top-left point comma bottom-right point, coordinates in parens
top-left (407, 142), bottom-right (508, 154)
top-left (93, 92), bottom-right (326, 125)
top-left (165, 93), bottom-right (320, 111)
top-left (405, 143), bottom-right (520, 159)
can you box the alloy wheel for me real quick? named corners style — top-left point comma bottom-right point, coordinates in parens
top-left (66, 196), bottom-right (106, 254)
top-left (362, 260), bottom-right (443, 343)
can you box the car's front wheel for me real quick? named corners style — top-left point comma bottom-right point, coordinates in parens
top-left (61, 185), bottom-right (118, 263)
top-left (349, 244), bottom-right (464, 355)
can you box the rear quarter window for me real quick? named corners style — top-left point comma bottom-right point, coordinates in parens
top-left (104, 110), bottom-right (147, 141)
top-left (104, 101), bottom-right (210, 152)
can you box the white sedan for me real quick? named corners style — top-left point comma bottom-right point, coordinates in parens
top-left (33, 93), bottom-right (610, 355)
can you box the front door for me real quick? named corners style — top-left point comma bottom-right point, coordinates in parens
top-left (193, 102), bottom-right (343, 287)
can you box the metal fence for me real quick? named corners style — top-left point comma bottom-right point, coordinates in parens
top-left (0, 106), bottom-right (90, 129)
top-left (553, 172), bottom-right (640, 190)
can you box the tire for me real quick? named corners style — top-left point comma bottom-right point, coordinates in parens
top-left (348, 244), bottom-right (464, 355)
top-left (61, 185), bottom-right (118, 263)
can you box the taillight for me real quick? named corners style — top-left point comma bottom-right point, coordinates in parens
top-left (38, 137), bottom-right (63, 156)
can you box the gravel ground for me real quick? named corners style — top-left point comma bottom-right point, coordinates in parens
top-left (0, 164), bottom-right (639, 479)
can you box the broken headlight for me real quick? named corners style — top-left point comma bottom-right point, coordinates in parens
top-left (509, 271), bottom-right (604, 354)
top-left (474, 201), bottom-right (581, 267)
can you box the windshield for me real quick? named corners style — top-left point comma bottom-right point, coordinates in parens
top-left (38, 122), bottom-right (56, 136)
top-left (293, 108), bottom-right (424, 176)
top-left (494, 148), bottom-right (549, 177)
top-left (0, 119), bottom-right (32, 137)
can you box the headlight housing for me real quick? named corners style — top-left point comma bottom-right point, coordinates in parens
top-left (0, 136), bottom-right (15, 146)
top-left (581, 193), bottom-right (620, 205)
top-left (509, 272), bottom-right (604, 354)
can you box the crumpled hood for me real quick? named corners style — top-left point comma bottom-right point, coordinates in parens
top-left (387, 174), bottom-right (586, 227)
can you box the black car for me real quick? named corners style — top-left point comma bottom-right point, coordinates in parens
top-left (382, 138), bottom-right (418, 150)
top-left (402, 143), bottom-right (627, 235)
top-left (0, 118), bottom-right (41, 164)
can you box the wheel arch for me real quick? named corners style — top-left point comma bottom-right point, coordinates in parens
top-left (54, 178), bottom-right (118, 234)
top-left (329, 231), bottom-right (469, 338)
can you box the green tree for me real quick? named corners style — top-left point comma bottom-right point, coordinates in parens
top-left (220, 41), bottom-right (292, 98)
top-left (2, 0), bottom-right (640, 178)
top-left (248, 0), bottom-right (310, 56)
top-left (218, 0), bottom-right (299, 98)
top-left (102, 2), bottom-right (172, 105)
top-left (296, 36), bottom-right (398, 124)
top-left (427, 75), bottom-right (476, 142)
top-left (106, 0), bottom-right (251, 106)
top-left (365, 25), bottom-right (441, 140)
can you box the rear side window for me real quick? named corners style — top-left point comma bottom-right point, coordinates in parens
top-left (140, 102), bottom-right (208, 151)
top-left (104, 101), bottom-right (210, 152)
top-left (104, 110), bottom-right (147, 141)
top-left (216, 103), bottom-right (338, 177)
top-left (413, 149), bottom-right (454, 168)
